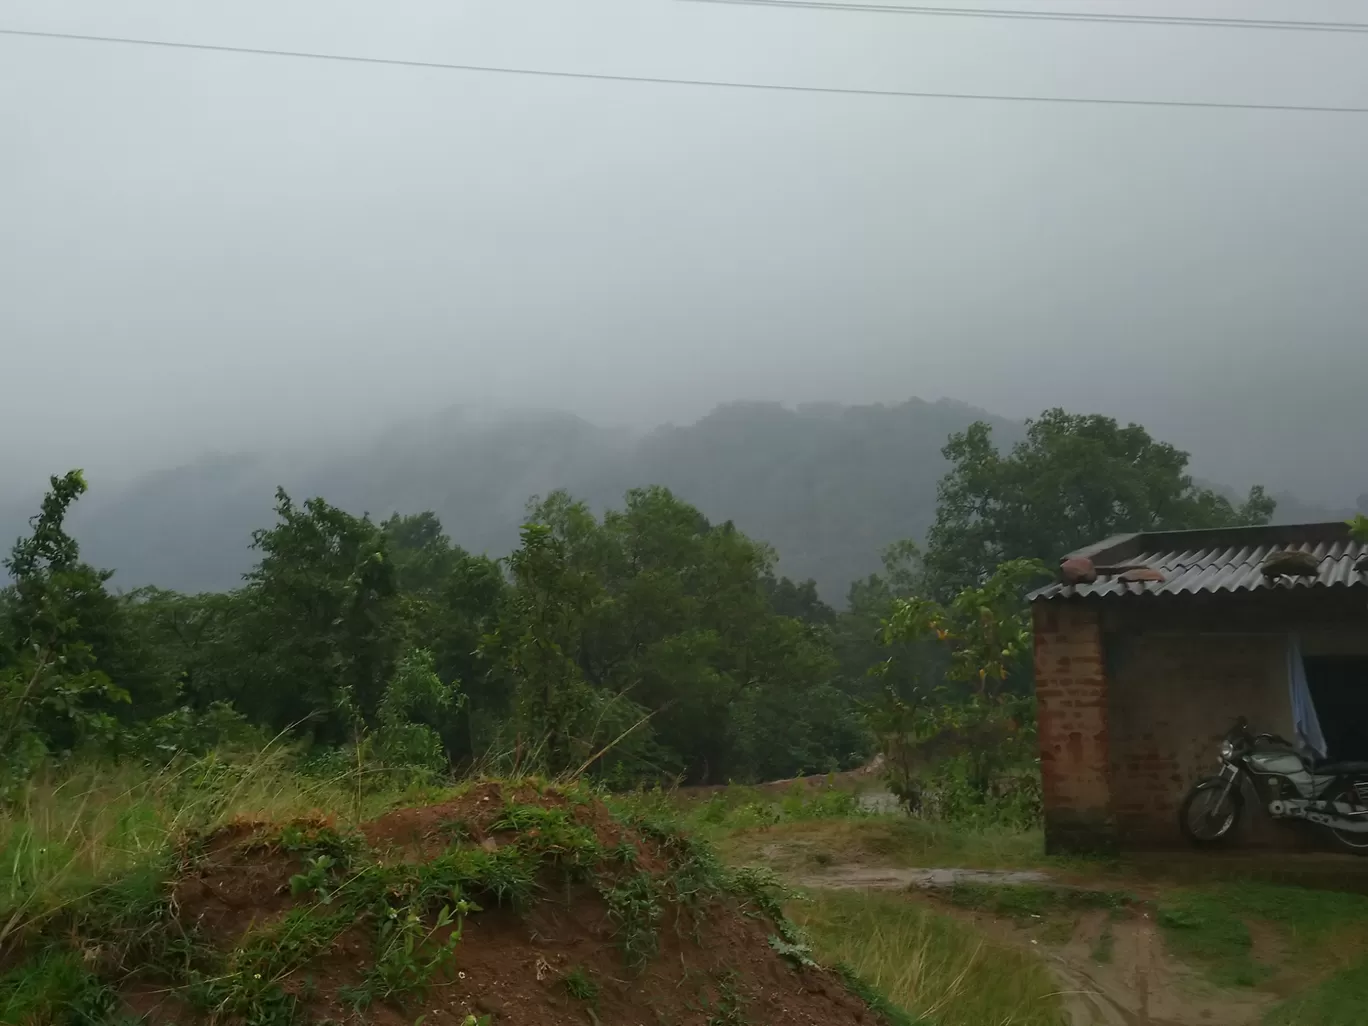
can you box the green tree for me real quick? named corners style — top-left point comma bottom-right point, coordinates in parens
top-left (925, 409), bottom-right (1274, 595)
top-left (483, 487), bottom-right (852, 783)
top-left (0, 472), bottom-right (133, 775)
top-left (762, 574), bottom-right (836, 625)
top-left (833, 540), bottom-right (940, 708)
top-left (380, 512), bottom-right (505, 763)
top-left (228, 490), bottom-right (401, 740)
top-left (873, 559), bottom-right (1048, 817)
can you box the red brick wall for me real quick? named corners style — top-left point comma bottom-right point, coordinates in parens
top-left (1105, 631), bottom-right (1297, 849)
top-left (1033, 603), bottom-right (1116, 853)
top-left (1036, 592), bottom-right (1367, 853)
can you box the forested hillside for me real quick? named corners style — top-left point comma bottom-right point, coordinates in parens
top-left (6, 398), bottom-right (1019, 601)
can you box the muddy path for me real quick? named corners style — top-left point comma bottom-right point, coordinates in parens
top-left (1039, 910), bottom-right (1271, 1026)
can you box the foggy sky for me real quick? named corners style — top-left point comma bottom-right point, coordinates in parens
top-left (3, 0), bottom-right (1367, 503)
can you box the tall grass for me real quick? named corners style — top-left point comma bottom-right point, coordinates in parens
top-left (789, 889), bottom-right (1066, 1026)
top-left (0, 746), bottom-right (428, 947)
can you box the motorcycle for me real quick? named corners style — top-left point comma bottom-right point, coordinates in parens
top-left (1179, 717), bottom-right (1368, 855)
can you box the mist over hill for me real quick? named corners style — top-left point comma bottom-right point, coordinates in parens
top-left (4, 398), bottom-right (1357, 604)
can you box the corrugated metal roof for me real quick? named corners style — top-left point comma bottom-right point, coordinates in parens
top-left (1031, 523), bottom-right (1368, 601)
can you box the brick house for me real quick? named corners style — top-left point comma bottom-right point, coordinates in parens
top-left (1030, 522), bottom-right (1368, 854)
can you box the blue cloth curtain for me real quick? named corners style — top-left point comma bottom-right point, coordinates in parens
top-left (1289, 634), bottom-right (1327, 758)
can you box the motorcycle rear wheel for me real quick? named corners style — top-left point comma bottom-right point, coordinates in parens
top-left (1325, 786), bottom-right (1368, 856)
top-left (1179, 776), bottom-right (1243, 845)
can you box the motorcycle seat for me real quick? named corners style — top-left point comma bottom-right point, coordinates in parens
top-left (1314, 760), bottom-right (1368, 775)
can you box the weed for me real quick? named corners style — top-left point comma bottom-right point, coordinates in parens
top-left (726, 865), bottom-right (789, 921)
top-left (275, 823), bottom-right (360, 866)
top-left (289, 854), bottom-right (340, 902)
top-left (563, 964), bottom-right (600, 1002)
top-left (602, 871), bottom-right (665, 970)
top-left (702, 971), bottom-right (749, 1025)
top-left (437, 818), bottom-right (472, 844)
top-left (1091, 923), bottom-right (1114, 964)
top-left (0, 949), bottom-right (125, 1026)
top-left (768, 933), bottom-right (817, 969)
top-left (833, 963), bottom-right (926, 1026)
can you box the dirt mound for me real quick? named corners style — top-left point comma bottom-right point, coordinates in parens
top-left (16, 781), bottom-right (893, 1026)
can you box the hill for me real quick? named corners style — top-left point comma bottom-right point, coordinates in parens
top-left (2, 398), bottom-right (1015, 601)
top-left (5, 398), bottom-right (1355, 602)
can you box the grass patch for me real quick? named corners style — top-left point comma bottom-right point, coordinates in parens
top-left (562, 964), bottom-right (599, 1003)
top-left (711, 815), bottom-right (1048, 877)
top-left (1265, 956), bottom-right (1368, 1026)
top-left (1090, 922), bottom-right (1114, 964)
top-left (685, 782), bottom-right (869, 834)
top-left (789, 889), bottom-right (1064, 1026)
top-left (1157, 882), bottom-right (1368, 991)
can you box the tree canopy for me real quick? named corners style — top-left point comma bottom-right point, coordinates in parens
top-left (923, 409), bottom-right (1275, 595)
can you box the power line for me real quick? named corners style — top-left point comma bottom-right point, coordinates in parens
top-left (678, 0), bottom-right (1368, 34)
top-left (3, 26), bottom-right (1367, 115)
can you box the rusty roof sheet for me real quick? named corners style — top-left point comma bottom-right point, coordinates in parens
top-left (1030, 522), bottom-right (1368, 601)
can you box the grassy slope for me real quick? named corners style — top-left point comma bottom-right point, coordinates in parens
top-left (789, 890), bottom-right (1065, 1026)
top-left (4, 759), bottom-right (929, 1026)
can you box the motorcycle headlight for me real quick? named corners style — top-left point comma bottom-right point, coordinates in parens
top-left (1220, 741), bottom-right (1235, 759)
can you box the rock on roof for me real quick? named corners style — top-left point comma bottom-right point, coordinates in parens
top-left (1030, 522), bottom-right (1368, 602)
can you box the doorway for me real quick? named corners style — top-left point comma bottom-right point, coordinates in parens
top-left (1305, 656), bottom-right (1368, 761)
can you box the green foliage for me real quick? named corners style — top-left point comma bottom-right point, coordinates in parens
top-left (1349, 513), bottom-right (1368, 543)
top-left (0, 471), bottom-right (140, 786)
top-left (924, 409), bottom-right (1275, 596)
top-left (124, 700), bottom-right (262, 762)
top-left (602, 870), bottom-right (666, 969)
top-left (373, 648), bottom-right (463, 773)
top-left (871, 560), bottom-right (1046, 822)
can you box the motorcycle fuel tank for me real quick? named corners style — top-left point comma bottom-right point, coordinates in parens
top-left (1248, 751), bottom-right (1316, 797)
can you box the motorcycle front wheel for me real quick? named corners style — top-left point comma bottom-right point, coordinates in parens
top-left (1179, 776), bottom-right (1243, 844)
